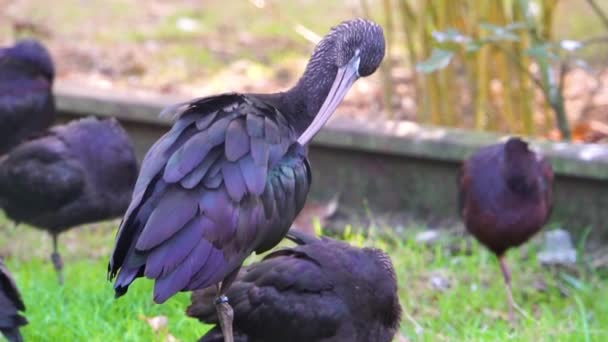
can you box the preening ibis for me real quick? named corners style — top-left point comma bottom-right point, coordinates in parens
top-left (0, 258), bottom-right (27, 342)
top-left (0, 39), bottom-right (55, 155)
top-left (0, 117), bottom-right (138, 284)
top-left (458, 137), bottom-right (553, 322)
top-left (187, 230), bottom-right (402, 342)
top-left (108, 18), bottom-right (385, 342)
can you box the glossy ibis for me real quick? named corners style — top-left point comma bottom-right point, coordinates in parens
top-left (0, 117), bottom-right (138, 284)
top-left (108, 18), bottom-right (385, 342)
top-left (458, 137), bottom-right (553, 321)
top-left (0, 39), bottom-right (55, 155)
top-left (187, 230), bottom-right (401, 342)
top-left (0, 258), bottom-right (27, 342)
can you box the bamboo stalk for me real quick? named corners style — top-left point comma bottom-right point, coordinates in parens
top-left (475, 0), bottom-right (490, 130)
top-left (436, 0), bottom-right (452, 126)
top-left (491, 0), bottom-right (517, 132)
top-left (512, 0), bottom-right (535, 136)
top-left (398, 0), bottom-right (420, 121)
top-left (586, 0), bottom-right (608, 32)
top-left (524, 0), bottom-right (570, 139)
top-left (359, 0), bottom-right (372, 18)
top-left (421, 0), bottom-right (441, 124)
top-left (381, 0), bottom-right (396, 119)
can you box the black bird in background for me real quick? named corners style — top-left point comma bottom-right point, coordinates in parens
top-left (0, 258), bottom-right (27, 342)
top-left (187, 230), bottom-right (402, 342)
top-left (0, 117), bottom-right (138, 284)
top-left (0, 39), bottom-right (55, 155)
top-left (108, 18), bottom-right (385, 342)
top-left (458, 137), bottom-right (554, 322)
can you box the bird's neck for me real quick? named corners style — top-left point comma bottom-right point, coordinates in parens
top-left (255, 40), bottom-right (337, 137)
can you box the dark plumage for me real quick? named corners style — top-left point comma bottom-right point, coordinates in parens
top-left (187, 230), bottom-right (401, 342)
top-left (458, 137), bottom-right (554, 321)
top-left (0, 39), bottom-right (55, 155)
top-left (0, 258), bottom-right (27, 342)
top-left (108, 18), bottom-right (385, 342)
top-left (0, 117), bottom-right (138, 283)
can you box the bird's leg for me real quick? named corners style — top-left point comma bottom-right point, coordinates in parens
top-left (498, 255), bottom-right (516, 323)
top-left (50, 233), bottom-right (64, 285)
top-left (215, 284), bottom-right (234, 342)
top-left (214, 268), bottom-right (240, 342)
top-left (499, 255), bottom-right (533, 325)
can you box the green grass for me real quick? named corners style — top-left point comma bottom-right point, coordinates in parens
top-left (9, 258), bottom-right (208, 342)
top-left (1, 217), bottom-right (607, 341)
top-left (386, 236), bottom-right (608, 341)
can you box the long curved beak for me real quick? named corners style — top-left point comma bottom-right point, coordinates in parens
top-left (297, 54), bottom-right (360, 145)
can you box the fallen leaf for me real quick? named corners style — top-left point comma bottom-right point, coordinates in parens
top-left (141, 314), bottom-right (168, 332)
top-left (138, 315), bottom-right (180, 342)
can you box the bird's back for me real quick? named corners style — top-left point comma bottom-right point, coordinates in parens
top-left (0, 260), bottom-right (27, 342)
top-left (459, 140), bottom-right (553, 255)
top-left (50, 117), bottom-right (138, 201)
top-left (0, 117), bottom-right (138, 231)
top-left (188, 235), bottom-right (401, 342)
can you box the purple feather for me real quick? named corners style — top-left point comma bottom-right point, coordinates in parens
top-left (186, 249), bottom-right (227, 290)
top-left (153, 239), bottom-right (214, 303)
top-left (250, 136), bottom-right (269, 167)
top-left (144, 216), bottom-right (204, 279)
top-left (195, 110), bottom-right (219, 130)
top-left (203, 171), bottom-right (223, 189)
top-left (239, 155), bottom-right (267, 195)
top-left (115, 266), bottom-right (140, 290)
top-left (268, 139), bottom-right (289, 166)
top-left (181, 147), bottom-right (222, 189)
top-left (225, 119), bottom-right (250, 162)
top-left (135, 188), bottom-right (198, 251)
top-left (207, 116), bottom-right (231, 145)
top-left (222, 161), bottom-right (247, 202)
top-left (246, 114), bottom-right (265, 138)
top-left (198, 189), bottom-right (237, 230)
top-left (260, 179), bottom-right (276, 219)
top-left (293, 162), bottom-right (310, 211)
top-left (124, 117), bottom-right (196, 222)
top-left (163, 131), bottom-right (213, 183)
top-left (264, 117), bottom-right (280, 144)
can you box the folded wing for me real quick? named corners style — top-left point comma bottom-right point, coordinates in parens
top-left (108, 94), bottom-right (312, 303)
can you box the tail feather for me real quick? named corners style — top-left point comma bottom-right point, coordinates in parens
top-left (1, 328), bottom-right (24, 342)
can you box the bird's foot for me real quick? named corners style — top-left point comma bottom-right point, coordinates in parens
top-left (215, 295), bottom-right (234, 342)
top-left (510, 300), bottom-right (532, 324)
top-left (51, 252), bottom-right (64, 285)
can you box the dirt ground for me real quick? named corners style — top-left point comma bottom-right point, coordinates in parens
top-left (2, 0), bottom-right (608, 143)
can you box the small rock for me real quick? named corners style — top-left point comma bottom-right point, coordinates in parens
top-left (537, 229), bottom-right (577, 267)
top-left (428, 272), bottom-right (450, 291)
top-left (415, 230), bottom-right (440, 245)
top-left (533, 278), bottom-right (548, 292)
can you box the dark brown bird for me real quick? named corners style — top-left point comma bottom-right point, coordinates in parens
top-left (108, 18), bottom-right (385, 342)
top-left (0, 258), bottom-right (27, 342)
top-left (0, 117), bottom-right (138, 284)
top-left (0, 39), bottom-right (55, 155)
top-left (187, 230), bottom-right (401, 342)
top-left (458, 137), bottom-right (553, 321)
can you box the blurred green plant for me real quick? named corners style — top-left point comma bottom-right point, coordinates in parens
top-left (372, 0), bottom-right (608, 140)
